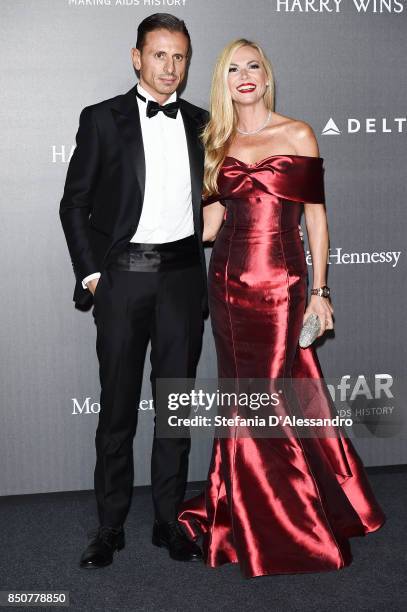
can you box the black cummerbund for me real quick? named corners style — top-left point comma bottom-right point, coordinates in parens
top-left (108, 234), bottom-right (200, 272)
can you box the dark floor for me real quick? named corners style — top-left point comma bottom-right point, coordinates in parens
top-left (0, 466), bottom-right (406, 612)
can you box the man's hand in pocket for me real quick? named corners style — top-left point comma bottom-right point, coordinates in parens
top-left (87, 278), bottom-right (99, 296)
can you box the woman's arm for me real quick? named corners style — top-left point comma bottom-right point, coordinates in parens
top-left (303, 204), bottom-right (334, 336)
top-left (202, 202), bottom-right (225, 242)
top-left (304, 203), bottom-right (329, 289)
top-left (293, 121), bottom-right (334, 336)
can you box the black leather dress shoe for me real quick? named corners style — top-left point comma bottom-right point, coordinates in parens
top-left (152, 520), bottom-right (202, 562)
top-left (79, 526), bottom-right (125, 569)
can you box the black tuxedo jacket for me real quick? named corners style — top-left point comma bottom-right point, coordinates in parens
top-left (59, 85), bottom-right (209, 311)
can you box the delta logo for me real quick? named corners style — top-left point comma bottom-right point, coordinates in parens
top-left (322, 116), bottom-right (406, 135)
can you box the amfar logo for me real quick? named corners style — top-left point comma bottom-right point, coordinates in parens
top-left (327, 374), bottom-right (396, 420)
top-left (322, 117), bottom-right (406, 135)
top-left (275, 0), bottom-right (404, 13)
top-left (327, 374), bottom-right (393, 402)
top-left (72, 397), bottom-right (154, 415)
top-left (305, 248), bottom-right (401, 268)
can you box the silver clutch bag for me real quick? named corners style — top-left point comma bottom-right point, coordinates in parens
top-left (299, 313), bottom-right (321, 348)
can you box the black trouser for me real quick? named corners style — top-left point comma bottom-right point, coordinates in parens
top-left (92, 235), bottom-right (204, 528)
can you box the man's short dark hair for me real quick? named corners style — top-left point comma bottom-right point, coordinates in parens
top-left (136, 13), bottom-right (191, 56)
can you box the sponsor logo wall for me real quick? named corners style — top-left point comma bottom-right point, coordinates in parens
top-left (0, 0), bottom-right (405, 495)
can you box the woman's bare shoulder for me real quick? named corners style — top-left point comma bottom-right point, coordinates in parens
top-left (271, 112), bottom-right (320, 157)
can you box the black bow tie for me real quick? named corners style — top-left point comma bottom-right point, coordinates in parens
top-left (135, 85), bottom-right (180, 119)
top-left (146, 100), bottom-right (179, 119)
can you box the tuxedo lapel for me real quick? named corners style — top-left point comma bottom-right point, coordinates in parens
top-left (110, 87), bottom-right (204, 236)
top-left (110, 85), bottom-right (146, 204)
top-left (179, 102), bottom-right (205, 232)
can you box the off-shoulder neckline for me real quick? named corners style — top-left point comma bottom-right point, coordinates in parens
top-left (224, 154), bottom-right (324, 167)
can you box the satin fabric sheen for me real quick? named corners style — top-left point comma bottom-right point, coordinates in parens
top-left (178, 154), bottom-right (386, 578)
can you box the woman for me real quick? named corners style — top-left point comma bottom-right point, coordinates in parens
top-left (178, 39), bottom-right (385, 578)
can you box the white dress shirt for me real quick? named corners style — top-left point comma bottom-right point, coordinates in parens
top-left (82, 82), bottom-right (194, 289)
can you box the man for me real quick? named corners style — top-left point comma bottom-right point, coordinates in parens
top-left (60, 13), bottom-right (208, 568)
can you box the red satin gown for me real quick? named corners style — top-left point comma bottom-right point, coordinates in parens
top-left (178, 154), bottom-right (386, 578)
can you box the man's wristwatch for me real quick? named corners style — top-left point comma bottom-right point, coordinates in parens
top-left (311, 285), bottom-right (331, 298)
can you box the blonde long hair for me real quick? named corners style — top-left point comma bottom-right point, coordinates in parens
top-left (202, 39), bottom-right (275, 198)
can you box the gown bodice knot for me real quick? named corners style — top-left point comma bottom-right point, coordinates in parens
top-left (215, 154), bottom-right (326, 204)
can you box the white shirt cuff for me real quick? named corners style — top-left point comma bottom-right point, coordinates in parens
top-left (82, 272), bottom-right (101, 290)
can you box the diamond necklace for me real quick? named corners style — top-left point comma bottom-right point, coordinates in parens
top-left (236, 110), bottom-right (272, 136)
